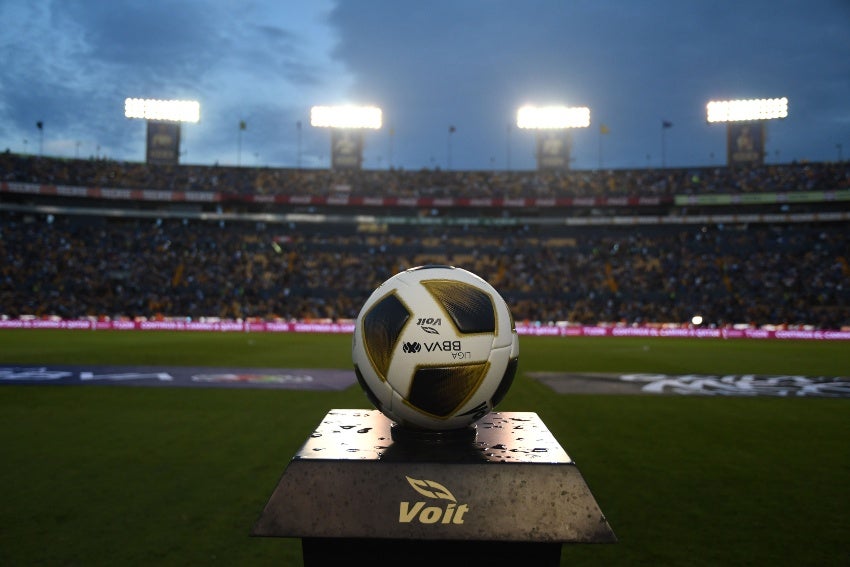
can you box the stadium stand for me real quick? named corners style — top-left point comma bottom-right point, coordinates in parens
top-left (2, 151), bottom-right (848, 330)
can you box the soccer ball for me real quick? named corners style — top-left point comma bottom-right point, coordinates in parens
top-left (352, 265), bottom-right (519, 431)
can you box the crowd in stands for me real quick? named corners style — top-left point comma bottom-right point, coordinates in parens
top-left (2, 151), bottom-right (849, 199)
top-left (2, 152), bottom-right (848, 329)
top-left (1, 210), bottom-right (847, 330)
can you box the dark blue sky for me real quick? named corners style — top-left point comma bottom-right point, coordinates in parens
top-left (2, 0), bottom-right (848, 171)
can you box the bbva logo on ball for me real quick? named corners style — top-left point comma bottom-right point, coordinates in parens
top-left (352, 265), bottom-right (519, 430)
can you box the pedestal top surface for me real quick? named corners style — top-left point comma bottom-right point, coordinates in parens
top-left (293, 409), bottom-right (572, 464)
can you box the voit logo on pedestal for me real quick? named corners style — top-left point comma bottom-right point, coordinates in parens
top-left (399, 476), bottom-right (470, 525)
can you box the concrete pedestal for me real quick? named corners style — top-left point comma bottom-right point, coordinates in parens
top-left (252, 409), bottom-right (616, 566)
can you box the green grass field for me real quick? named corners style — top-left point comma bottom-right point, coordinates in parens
top-left (1, 329), bottom-right (848, 566)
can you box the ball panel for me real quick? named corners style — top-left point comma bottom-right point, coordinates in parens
top-left (422, 279), bottom-right (496, 335)
top-left (492, 307), bottom-right (518, 348)
top-left (354, 363), bottom-right (389, 413)
top-left (360, 291), bottom-right (411, 380)
top-left (490, 353), bottom-right (519, 408)
top-left (406, 362), bottom-right (490, 418)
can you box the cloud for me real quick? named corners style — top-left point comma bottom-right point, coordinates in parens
top-left (1, 0), bottom-right (848, 167)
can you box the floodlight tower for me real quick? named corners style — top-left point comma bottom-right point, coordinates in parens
top-left (516, 105), bottom-right (590, 171)
top-left (124, 98), bottom-right (200, 165)
top-left (706, 97), bottom-right (788, 167)
top-left (310, 105), bottom-right (382, 170)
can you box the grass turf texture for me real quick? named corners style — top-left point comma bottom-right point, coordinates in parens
top-left (1, 329), bottom-right (848, 566)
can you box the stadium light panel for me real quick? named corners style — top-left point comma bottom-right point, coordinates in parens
top-left (706, 97), bottom-right (788, 123)
top-left (124, 98), bottom-right (200, 123)
top-left (310, 105), bottom-right (382, 129)
top-left (516, 105), bottom-right (591, 129)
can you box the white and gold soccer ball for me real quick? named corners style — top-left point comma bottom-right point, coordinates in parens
top-left (352, 265), bottom-right (519, 431)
